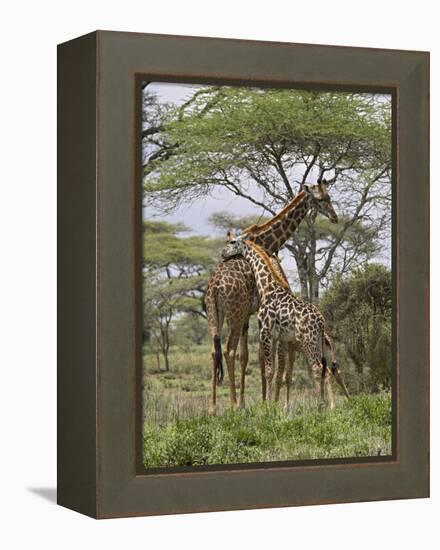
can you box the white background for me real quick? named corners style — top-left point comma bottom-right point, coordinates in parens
top-left (1, 1), bottom-right (437, 548)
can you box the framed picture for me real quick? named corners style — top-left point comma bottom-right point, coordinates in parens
top-left (58, 31), bottom-right (429, 518)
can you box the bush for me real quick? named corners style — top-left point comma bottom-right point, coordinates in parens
top-left (320, 264), bottom-right (392, 392)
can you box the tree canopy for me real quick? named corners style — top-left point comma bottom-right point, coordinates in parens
top-left (142, 86), bottom-right (392, 302)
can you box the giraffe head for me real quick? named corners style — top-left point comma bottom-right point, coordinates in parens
top-left (221, 235), bottom-right (247, 260)
top-left (302, 178), bottom-right (338, 224)
top-left (222, 237), bottom-right (286, 275)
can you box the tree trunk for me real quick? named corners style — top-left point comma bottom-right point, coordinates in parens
top-left (296, 260), bottom-right (310, 302)
top-left (162, 326), bottom-right (170, 371)
top-left (163, 349), bottom-right (170, 372)
top-left (290, 236), bottom-right (321, 305)
top-left (160, 337), bottom-right (170, 371)
top-left (307, 228), bottom-right (319, 304)
top-left (159, 317), bottom-right (171, 371)
top-left (309, 274), bottom-right (320, 304)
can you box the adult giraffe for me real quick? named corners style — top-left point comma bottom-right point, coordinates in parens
top-left (205, 180), bottom-right (338, 415)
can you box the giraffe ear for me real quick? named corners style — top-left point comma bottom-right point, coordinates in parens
top-left (303, 184), bottom-right (310, 194)
top-left (226, 230), bottom-right (233, 242)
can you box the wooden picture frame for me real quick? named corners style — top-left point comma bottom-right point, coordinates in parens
top-left (57, 30), bottom-right (429, 518)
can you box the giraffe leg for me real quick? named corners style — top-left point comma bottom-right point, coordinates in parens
top-left (323, 366), bottom-right (335, 409)
top-left (239, 321), bottom-right (249, 409)
top-left (209, 342), bottom-right (217, 416)
top-left (274, 342), bottom-right (286, 402)
top-left (302, 331), bottom-right (336, 408)
top-left (302, 343), bottom-right (327, 406)
top-left (224, 329), bottom-right (240, 409)
top-left (308, 360), bottom-right (335, 409)
top-left (259, 340), bottom-right (267, 401)
top-left (323, 333), bottom-right (348, 402)
top-left (285, 344), bottom-right (296, 407)
top-left (261, 329), bottom-right (275, 401)
top-left (332, 364), bottom-right (350, 399)
top-left (206, 281), bottom-right (227, 416)
top-left (208, 324), bottom-right (224, 416)
top-left (310, 360), bottom-right (325, 403)
top-left (320, 337), bottom-right (335, 408)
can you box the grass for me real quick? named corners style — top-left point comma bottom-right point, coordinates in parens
top-left (142, 345), bottom-right (392, 468)
top-left (143, 394), bottom-right (392, 467)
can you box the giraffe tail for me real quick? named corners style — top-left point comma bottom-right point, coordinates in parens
top-left (207, 285), bottom-right (224, 385)
top-left (321, 332), bottom-right (329, 380)
top-left (213, 334), bottom-right (224, 385)
top-left (323, 332), bottom-right (350, 399)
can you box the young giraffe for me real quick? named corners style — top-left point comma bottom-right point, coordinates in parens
top-left (269, 255), bottom-right (349, 404)
top-left (221, 238), bottom-right (342, 406)
top-left (205, 180), bottom-right (338, 415)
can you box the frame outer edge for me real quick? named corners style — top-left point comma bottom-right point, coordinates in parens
top-left (57, 31), bottom-right (99, 518)
top-left (70, 31), bottom-right (429, 518)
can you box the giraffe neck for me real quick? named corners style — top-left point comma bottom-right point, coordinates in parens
top-left (269, 255), bottom-right (290, 288)
top-left (244, 192), bottom-right (312, 254)
top-left (243, 242), bottom-right (290, 299)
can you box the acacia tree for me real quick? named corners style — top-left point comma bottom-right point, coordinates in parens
top-left (143, 87), bottom-right (392, 302)
top-left (143, 220), bottom-right (219, 370)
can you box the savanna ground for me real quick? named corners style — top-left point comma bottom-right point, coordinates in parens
top-left (142, 343), bottom-right (392, 468)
